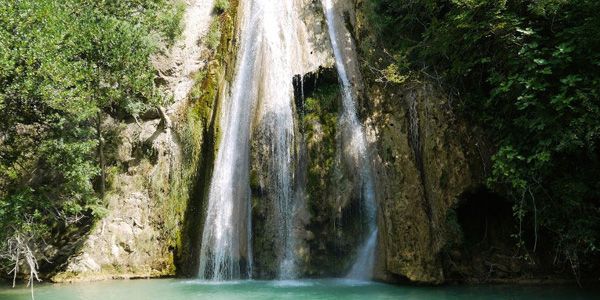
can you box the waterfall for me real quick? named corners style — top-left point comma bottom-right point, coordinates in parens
top-left (198, 0), bottom-right (301, 280)
top-left (321, 0), bottom-right (378, 280)
top-left (197, 0), bottom-right (258, 280)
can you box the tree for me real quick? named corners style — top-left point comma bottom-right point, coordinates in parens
top-left (0, 0), bottom-right (183, 286)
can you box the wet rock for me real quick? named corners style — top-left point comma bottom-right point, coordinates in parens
top-left (367, 84), bottom-right (484, 283)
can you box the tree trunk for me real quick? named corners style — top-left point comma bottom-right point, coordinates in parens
top-left (97, 111), bottom-right (106, 199)
top-left (157, 106), bottom-right (171, 131)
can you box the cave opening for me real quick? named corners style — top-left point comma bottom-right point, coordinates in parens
top-left (455, 188), bottom-right (513, 249)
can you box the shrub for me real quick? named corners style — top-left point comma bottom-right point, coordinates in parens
top-left (214, 0), bottom-right (230, 13)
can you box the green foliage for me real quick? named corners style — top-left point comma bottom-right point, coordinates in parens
top-left (368, 0), bottom-right (600, 272)
top-left (0, 0), bottom-right (183, 277)
top-left (303, 84), bottom-right (339, 205)
top-left (206, 20), bottom-right (223, 51)
top-left (214, 0), bottom-right (230, 13)
top-left (158, 1), bottom-right (187, 46)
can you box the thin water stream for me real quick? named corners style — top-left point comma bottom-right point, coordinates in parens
top-left (321, 0), bottom-right (378, 279)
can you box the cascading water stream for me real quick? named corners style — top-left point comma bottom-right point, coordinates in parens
top-left (321, 0), bottom-right (378, 280)
top-left (256, 0), bottom-right (300, 280)
top-left (198, 0), bottom-right (301, 280)
top-left (197, 0), bottom-right (259, 280)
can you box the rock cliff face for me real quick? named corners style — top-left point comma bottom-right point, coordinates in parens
top-left (53, 0), bottom-right (489, 284)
